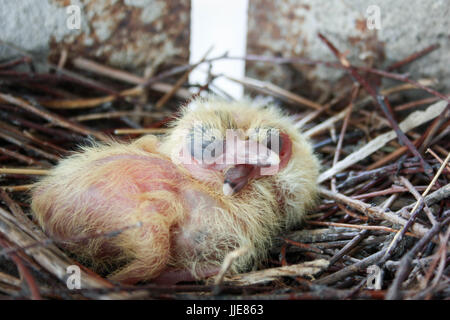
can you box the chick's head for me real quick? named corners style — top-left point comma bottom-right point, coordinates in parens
top-left (160, 97), bottom-right (320, 228)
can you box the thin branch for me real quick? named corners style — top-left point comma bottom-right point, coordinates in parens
top-left (318, 100), bottom-right (447, 182)
top-left (317, 33), bottom-right (432, 176)
top-left (386, 216), bottom-right (450, 300)
top-left (318, 187), bottom-right (431, 239)
top-left (0, 93), bottom-right (109, 142)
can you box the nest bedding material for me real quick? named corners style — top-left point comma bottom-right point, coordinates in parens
top-left (0, 35), bottom-right (448, 300)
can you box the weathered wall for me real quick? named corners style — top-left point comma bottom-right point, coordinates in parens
top-left (246, 0), bottom-right (450, 92)
top-left (0, 0), bottom-right (190, 74)
top-left (1, 0), bottom-right (448, 92)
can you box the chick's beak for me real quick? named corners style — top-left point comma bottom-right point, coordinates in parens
top-left (222, 138), bottom-right (280, 196)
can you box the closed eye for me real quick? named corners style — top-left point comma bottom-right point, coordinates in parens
top-left (249, 127), bottom-right (283, 153)
top-left (188, 125), bottom-right (224, 161)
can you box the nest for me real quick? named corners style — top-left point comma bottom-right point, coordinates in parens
top-left (0, 34), bottom-right (448, 300)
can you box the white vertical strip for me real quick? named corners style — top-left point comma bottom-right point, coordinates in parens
top-left (189, 0), bottom-right (248, 99)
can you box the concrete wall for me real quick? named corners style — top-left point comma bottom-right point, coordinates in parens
top-left (0, 0), bottom-right (190, 74)
top-left (1, 0), bottom-right (448, 93)
top-left (246, 0), bottom-right (450, 92)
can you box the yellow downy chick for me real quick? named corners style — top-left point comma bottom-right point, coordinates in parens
top-left (31, 96), bottom-right (320, 284)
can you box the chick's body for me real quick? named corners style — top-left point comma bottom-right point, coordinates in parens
top-left (31, 97), bottom-right (319, 283)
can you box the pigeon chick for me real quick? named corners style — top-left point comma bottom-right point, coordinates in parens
top-left (31, 96), bottom-right (320, 284)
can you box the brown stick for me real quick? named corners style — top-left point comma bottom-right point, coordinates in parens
top-left (367, 141), bottom-right (417, 170)
top-left (155, 46), bottom-right (213, 109)
top-left (317, 33), bottom-right (432, 176)
top-left (230, 53), bottom-right (449, 101)
top-left (315, 249), bottom-right (387, 285)
top-left (0, 147), bottom-right (40, 165)
top-left (71, 110), bottom-right (169, 122)
top-left (114, 128), bottom-right (168, 135)
top-left (318, 187), bottom-right (431, 239)
top-left (306, 221), bottom-right (417, 237)
top-left (328, 230), bottom-right (370, 266)
top-left (394, 97), bottom-right (439, 111)
top-left (398, 176), bottom-right (437, 226)
top-left (225, 75), bottom-right (323, 110)
top-left (427, 148), bottom-right (450, 171)
top-left (0, 93), bottom-right (109, 142)
top-left (386, 216), bottom-right (450, 300)
top-left (319, 101), bottom-right (446, 181)
top-left (331, 85), bottom-right (359, 191)
top-left (0, 237), bottom-right (42, 300)
top-left (386, 43), bottom-right (441, 71)
top-left (0, 185), bottom-right (33, 192)
top-left (39, 86), bottom-right (145, 109)
top-left (381, 153), bottom-right (449, 265)
top-left (72, 57), bottom-right (191, 100)
top-left (0, 168), bottom-right (49, 175)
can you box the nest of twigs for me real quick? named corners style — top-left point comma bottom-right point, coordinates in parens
top-left (0, 34), bottom-right (448, 300)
